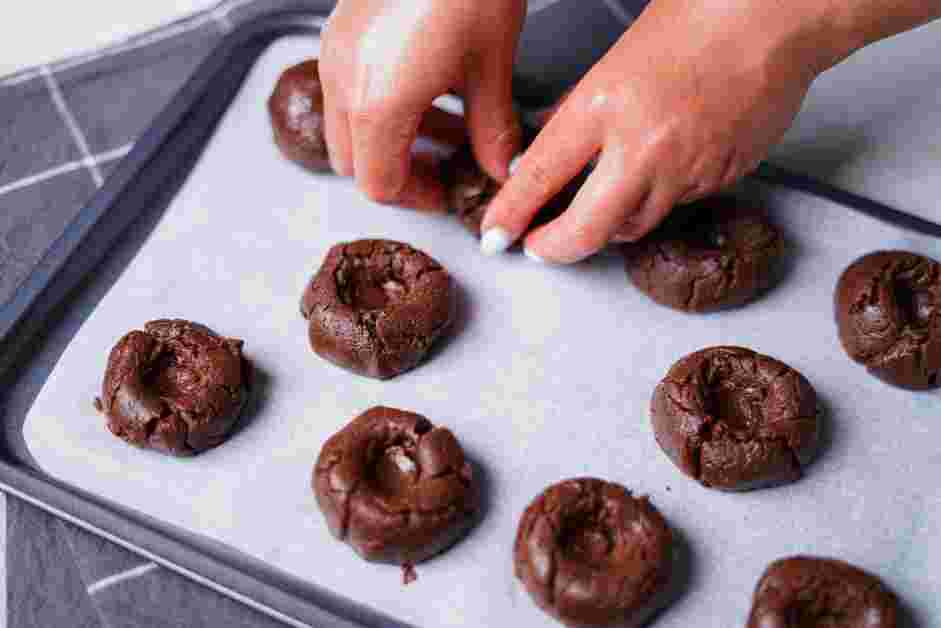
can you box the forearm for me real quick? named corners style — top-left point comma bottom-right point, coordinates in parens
top-left (638, 0), bottom-right (940, 79)
top-left (825, 0), bottom-right (941, 64)
top-left (628, 0), bottom-right (940, 88)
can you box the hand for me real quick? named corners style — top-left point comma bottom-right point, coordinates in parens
top-left (319, 0), bottom-right (526, 211)
top-left (480, 0), bottom-right (843, 263)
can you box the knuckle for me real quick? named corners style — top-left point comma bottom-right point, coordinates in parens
top-left (695, 172), bottom-right (725, 198)
top-left (349, 104), bottom-right (381, 127)
top-left (679, 184), bottom-right (708, 205)
top-left (649, 117), bottom-right (684, 150)
top-left (642, 197), bottom-right (672, 223)
top-left (521, 160), bottom-right (555, 198)
top-left (479, 121), bottom-right (521, 151)
top-left (720, 154), bottom-right (746, 188)
top-left (570, 223), bottom-right (607, 255)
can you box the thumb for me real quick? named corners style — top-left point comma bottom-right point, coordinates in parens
top-left (463, 50), bottom-right (522, 183)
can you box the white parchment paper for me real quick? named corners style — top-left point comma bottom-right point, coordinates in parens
top-left (25, 36), bottom-right (941, 627)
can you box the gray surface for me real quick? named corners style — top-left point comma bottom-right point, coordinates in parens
top-left (0, 1), bottom-right (638, 627)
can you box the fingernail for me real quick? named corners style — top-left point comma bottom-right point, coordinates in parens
top-left (480, 227), bottom-right (512, 256)
top-left (508, 154), bottom-right (522, 176)
top-left (524, 247), bottom-right (546, 264)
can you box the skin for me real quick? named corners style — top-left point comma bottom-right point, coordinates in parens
top-left (319, 0), bottom-right (525, 212)
top-left (321, 0), bottom-right (941, 261)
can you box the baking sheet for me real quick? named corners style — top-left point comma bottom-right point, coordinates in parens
top-left (770, 19), bottom-right (941, 224)
top-left (24, 35), bottom-right (941, 627)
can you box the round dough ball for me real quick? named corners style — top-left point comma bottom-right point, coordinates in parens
top-left (835, 250), bottom-right (941, 389)
top-left (100, 319), bottom-right (250, 456)
top-left (301, 240), bottom-right (454, 380)
top-left (748, 556), bottom-right (898, 628)
top-left (268, 59), bottom-right (331, 172)
top-left (313, 406), bottom-right (477, 565)
top-left (514, 478), bottom-right (673, 628)
top-left (622, 199), bottom-right (784, 312)
top-left (651, 346), bottom-right (819, 491)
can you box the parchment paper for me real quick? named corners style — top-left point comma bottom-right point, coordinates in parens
top-left (24, 36), bottom-right (941, 627)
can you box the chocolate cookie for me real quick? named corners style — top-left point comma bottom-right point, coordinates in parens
top-left (651, 347), bottom-right (819, 491)
top-left (300, 240), bottom-right (453, 379)
top-left (835, 250), bottom-right (941, 390)
top-left (442, 141), bottom-right (584, 238)
top-left (268, 59), bottom-right (331, 172)
top-left (747, 556), bottom-right (898, 628)
top-left (313, 407), bottom-right (477, 568)
top-left (99, 319), bottom-right (249, 456)
top-left (622, 199), bottom-right (785, 312)
top-left (514, 478), bottom-right (673, 628)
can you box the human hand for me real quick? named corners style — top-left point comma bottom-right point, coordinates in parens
top-left (480, 0), bottom-right (844, 263)
top-left (319, 0), bottom-right (526, 211)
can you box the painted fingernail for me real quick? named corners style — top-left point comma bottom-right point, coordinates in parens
top-left (524, 247), bottom-right (546, 264)
top-left (508, 154), bottom-right (522, 176)
top-left (480, 227), bottom-right (512, 256)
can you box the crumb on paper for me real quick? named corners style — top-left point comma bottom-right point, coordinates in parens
top-left (94, 397), bottom-right (103, 412)
top-left (402, 563), bottom-right (418, 586)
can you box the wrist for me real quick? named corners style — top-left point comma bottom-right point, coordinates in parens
top-left (766, 0), bottom-right (941, 76)
top-left (758, 2), bottom-right (862, 80)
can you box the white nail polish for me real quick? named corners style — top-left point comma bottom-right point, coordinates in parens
top-left (508, 154), bottom-right (522, 176)
top-left (480, 228), bottom-right (512, 256)
top-left (524, 247), bottom-right (546, 264)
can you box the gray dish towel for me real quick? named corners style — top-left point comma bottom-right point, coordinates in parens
top-left (0, 0), bottom-right (639, 625)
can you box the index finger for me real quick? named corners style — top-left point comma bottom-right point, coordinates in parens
top-left (479, 97), bottom-right (601, 254)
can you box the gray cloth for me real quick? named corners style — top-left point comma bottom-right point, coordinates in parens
top-left (0, 0), bottom-right (637, 625)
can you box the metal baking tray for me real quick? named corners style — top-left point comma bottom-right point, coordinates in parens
top-left (2, 6), bottom-right (940, 628)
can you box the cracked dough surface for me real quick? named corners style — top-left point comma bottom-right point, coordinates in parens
top-left (622, 199), bottom-right (784, 312)
top-left (650, 346), bottom-right (819, 491)
top-left (835, 250), bottom-right (941, 390)
top-left (747, 556), bottom-right (898, 628)
top-left (514, 478), bottom-right (673, 628)
top-left (312, 406), bottom-right (477, 566)
top-left (301, 240), bottom-right (454, 380)
top-left (99, 319), bottom-right (249, 456)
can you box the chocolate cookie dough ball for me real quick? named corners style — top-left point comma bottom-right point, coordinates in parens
top-left (313, 407), bottom-right (477, 566)
top-left (835, 250), bottom-right (941, 390)
top-left (99, 320), bottom-right (249, 456)
top-left (747, 556), bottom-right (898, 628)
top-left (514, 478), bottom-right (673, 628)
top-left (268, 59), bottom-right (331, 172)
top-left (622, 199), bottom-right (785, 312)
top-left (442, 144), bottom-right (501, 237)
top-left (301, 240), bottom-right (454, 380)
top-left (442, 142), bottom-right (583, 238)
top-left (651, 347), bottom-right (819, 491)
